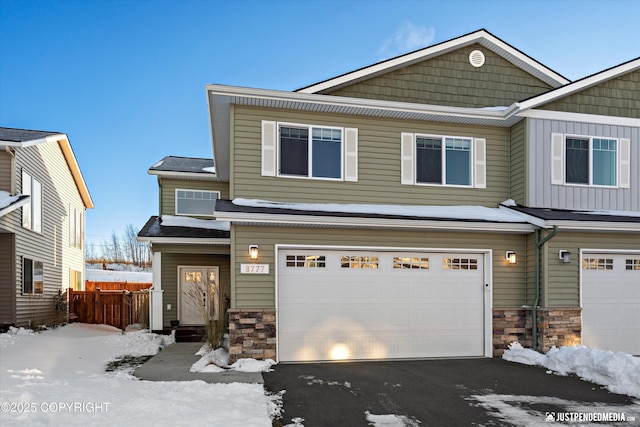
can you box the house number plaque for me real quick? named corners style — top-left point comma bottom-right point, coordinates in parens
top-left (240, 264), bottom-right (269, 274)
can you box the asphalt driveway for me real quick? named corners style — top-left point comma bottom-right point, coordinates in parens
top-left (263, 358), bottom-right (639, 426)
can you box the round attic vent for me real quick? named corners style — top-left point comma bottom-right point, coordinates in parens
top-left (469, 50), bottom-right (485, 68)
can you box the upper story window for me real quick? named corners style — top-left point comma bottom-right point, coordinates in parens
top-left (401, 133), bottom-right (486, 188)
top-left (552, 133), bottom-right (630, 188)
top-left (175, 189), bottom-right (219, 216)
top-left (70, 205), bottom-right (83, 249)
top-left (22, 170), bottom-right (42, 233)
top-left (261, 121), bottom-right (358, 182)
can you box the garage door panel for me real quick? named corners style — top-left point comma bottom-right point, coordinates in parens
top-left (582, 253), bottom-right (640, 355)
top-left (278, 250), bottom-right (486, 362)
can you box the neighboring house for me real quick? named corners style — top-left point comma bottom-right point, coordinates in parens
top-left (0, 127), bottom-right (93, 328)
top-left (140, 29), bottom-right (639, 362)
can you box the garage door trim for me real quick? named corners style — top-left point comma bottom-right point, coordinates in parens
top-left (275, 244), bottom-right (493, 361)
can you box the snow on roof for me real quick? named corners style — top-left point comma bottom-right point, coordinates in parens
top-left (202, 166), bottom-right (216, 173)
top-left (161, 215), bottom-right (230, 231)
top-left (0, 190), bottom-right (19, 209)
top-left (232, 198), bottom-right (529, 223)
top-left (575, 209), bottom-right (640, 218)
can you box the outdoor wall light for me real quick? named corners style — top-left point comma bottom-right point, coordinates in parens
top-left (249, 245), bottom-right (259, 260)
top-left (559, 250), bottom-right (571, 264)
top-left (505, 251), bottom-right (517, 264)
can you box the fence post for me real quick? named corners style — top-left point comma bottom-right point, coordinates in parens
top-left (95, 289), bottom-right (101, 325)
top-left (121, 291), bottom-right (126, 332)
top-left (67, 288), bottom-right (73, 322)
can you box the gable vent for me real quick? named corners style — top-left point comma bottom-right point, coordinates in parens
top-left (469, 50), bottom-right (485, 68)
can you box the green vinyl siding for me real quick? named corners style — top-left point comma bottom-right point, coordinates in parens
top-left (541, 231), bottom-right (640, 307)
top-left (233, 106), bottom-right (510, 206)
top-left (156, 249), bottom-right (230, 328)
top-left (323, 44), bottom-right (553, 108)
top-left (0, 234), bottom-right (16, 324)
top-left (158, 178), bottom-right (230, 216)
top-left (0, 150), bottom-right (12, 192)
top-left (537, 70), bottom-right (640, 118)
top-left (232, 225), bottom-right (528, 309)
top-left (509, 119), bottom-right (527, 205)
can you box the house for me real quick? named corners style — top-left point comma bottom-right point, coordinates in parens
top-left (139, 29), bottom-right (639, 362)
top-left (0, 127), bottom-right (94, 329)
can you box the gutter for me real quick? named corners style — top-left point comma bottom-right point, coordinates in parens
top-left (533, 226), bottom-right (559, 351)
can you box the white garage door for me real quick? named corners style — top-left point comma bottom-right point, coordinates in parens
top-left (277, 249), bottom-right (487, 362)
top-left (582, 253), bottom-right (640, 355)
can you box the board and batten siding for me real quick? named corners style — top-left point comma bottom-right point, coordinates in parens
top-left (537, 70), bottom-right (640, 119)
top-left (542, 231), bottom-right (640, 308)
top-left (159, 178), bottom-right (230, 217)
top-left (0, 141), bottom-right (86, 326)
top-left (232, 225), bottom-right (527, 310)
top-left (323, 44), bottom-right (553, 108)
top-left (156, 248), bottom-right (230, 328)
top-left (528, 118), bottom-right (639, 211)
top-left (232, 106), bottom-right (510, 207)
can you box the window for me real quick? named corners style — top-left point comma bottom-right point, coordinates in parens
top-left (443, 258), bottom-right (478, 270)
top-left (286, 255), bottom-right (326, 268)
top-left (582, 258), bottom-right (613, 270)
top-left (261, 121), bottom-right (358, 182)
top-left (552, 134), bottom-right (630, 188)
top-left (280, 125), bottom-right (342, 179)
top-left (70, 269), bottom-right (83, 291)
top-left (393, 257), bottom-right (430, 270)
top-left (626, 259), bottom-right (640, 270)
top-left (401, 133), bottom-right (485, 188)
top-left (22, 170), bottom-right (42, 233)
top-left (23, 258), bottom-right (44, 294)
top-left (175, 189), bottom-right (219, 216)
top-left (341, 256), bottom-right (379, 269)
top-left (70, 205), bottom-right (83, 249)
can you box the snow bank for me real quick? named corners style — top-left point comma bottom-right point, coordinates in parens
top-left (189, 343), bottom-right (275, 373)
top-left (364, 411), bottom-right (420, 427)
top-left (503, 342), bottom-right (640, 398)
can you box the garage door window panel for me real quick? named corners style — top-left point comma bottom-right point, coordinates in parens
top-left (582, 258), bottom-right (613, 270)
top-left (286, 255), bottom-right (326, 268)
top-left (443, 258), bottom-right (478, 270)
top-left (626, 259), bottom-right (640, 270)
top-left (341, 256), bottom-right (378, 269)
top-left (393, 257), bottom-right (429, 270)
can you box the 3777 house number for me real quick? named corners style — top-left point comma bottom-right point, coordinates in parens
top-left (240, 264), bottom-right (270, 274)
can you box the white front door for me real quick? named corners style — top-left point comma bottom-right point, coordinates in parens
top-left (178, 266), bottom-right (219, 326)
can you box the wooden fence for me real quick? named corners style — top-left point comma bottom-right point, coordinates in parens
top-left (68, 289), bottom-right (149, 331)
top-left (85, 280), bottom-right (152, 292)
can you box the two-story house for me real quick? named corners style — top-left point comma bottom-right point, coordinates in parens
top-left (140, 29), bottom-right (639, 362)
top-left (0, 127), bottom-right (93, 329)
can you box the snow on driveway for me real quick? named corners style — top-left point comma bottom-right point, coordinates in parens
top-left (0, 324), bottom-right (277, 427)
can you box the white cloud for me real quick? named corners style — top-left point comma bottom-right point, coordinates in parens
top-left (378, 22), bottom-right (436, 58)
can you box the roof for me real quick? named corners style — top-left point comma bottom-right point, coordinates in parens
top-left (0, 193), bottom-right (30, 218)
top-left (148, 156), bottom-right (220, 180)
top-left (297, 29), bottom-right (570, 94)
top-left (137, 215), bottom-right (230, 243)
top-left (0, 127), bottom-right (94, 209)
top-left (212, 199), bottom-right (537, 233)
top-left (507, 205), bottom-right (640, 223)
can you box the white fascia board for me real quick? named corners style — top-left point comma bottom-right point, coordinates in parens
top-left (207, 84), bottom-right (517, 122)
top-left (136, 236), bottom-right (231, 245)
top-left (213, 211), bottom-right (537, 233)
top-left (519, 58), bottom-right (640, 111)
top-left (147, 169), bottom-right (222, 181)
top-left (547, 221), bottom-right (640, 232)
top-left (297, 30), bottom-right (568, 93)
top-left (516, 109), bottom-right (640, 127)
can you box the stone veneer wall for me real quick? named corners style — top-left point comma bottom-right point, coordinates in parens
top-left (492, 307), bottom-right (581, 357)
top-left (228, 309), bottom-right (276, 363)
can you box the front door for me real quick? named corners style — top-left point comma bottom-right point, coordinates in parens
top-left (178, 266), bottom-right (219, 326)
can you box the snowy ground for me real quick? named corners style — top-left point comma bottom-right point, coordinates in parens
top-left (0, 324), bottom-right (278, 426)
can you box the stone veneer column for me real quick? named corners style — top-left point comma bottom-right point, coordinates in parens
top-left (535, 307), bottom-right (582, 352)
top-left (228, 309), bottom-right (276, 364)
top-left (492, 308), bottom-right (531, 357)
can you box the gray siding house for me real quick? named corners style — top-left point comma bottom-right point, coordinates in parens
top-left (140, 29), bottom-right (639, 362)
top-left (0, 128), bottom-right (93, 328)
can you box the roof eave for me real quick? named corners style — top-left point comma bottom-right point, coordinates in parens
top-left (137, 236), bottom-right (231, 245)
top-left (148, 169), bottom-right (222, 181)
top-left (546, 220), bottom-right (640, 232)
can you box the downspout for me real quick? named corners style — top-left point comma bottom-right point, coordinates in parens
top-left (533, 225), bottom-right (559, 352)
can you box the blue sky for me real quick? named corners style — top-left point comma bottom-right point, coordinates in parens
top-left (1, 0), bottom-right (639, 249)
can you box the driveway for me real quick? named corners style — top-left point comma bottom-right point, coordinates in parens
top-left (263, 358), bottom-right (639, 426)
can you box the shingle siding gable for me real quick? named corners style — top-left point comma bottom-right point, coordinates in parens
top-left (322, 44), bottom-right (554, 108)
top-left (537, 70), bottom-right (640, 118)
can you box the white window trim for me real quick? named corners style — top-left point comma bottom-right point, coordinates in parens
top-left (174, 189), bottom-right (220, 217)
top-left (21, 170), bottom-right (42, 234)
top-left (23, 257), bottom-right (44, 295)
top-left (552, 133), bottom-right (628, 189)
top-left (261, 121), bottom-right (358, 182)
top-left (403, 133), bottom-right (484, 188)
